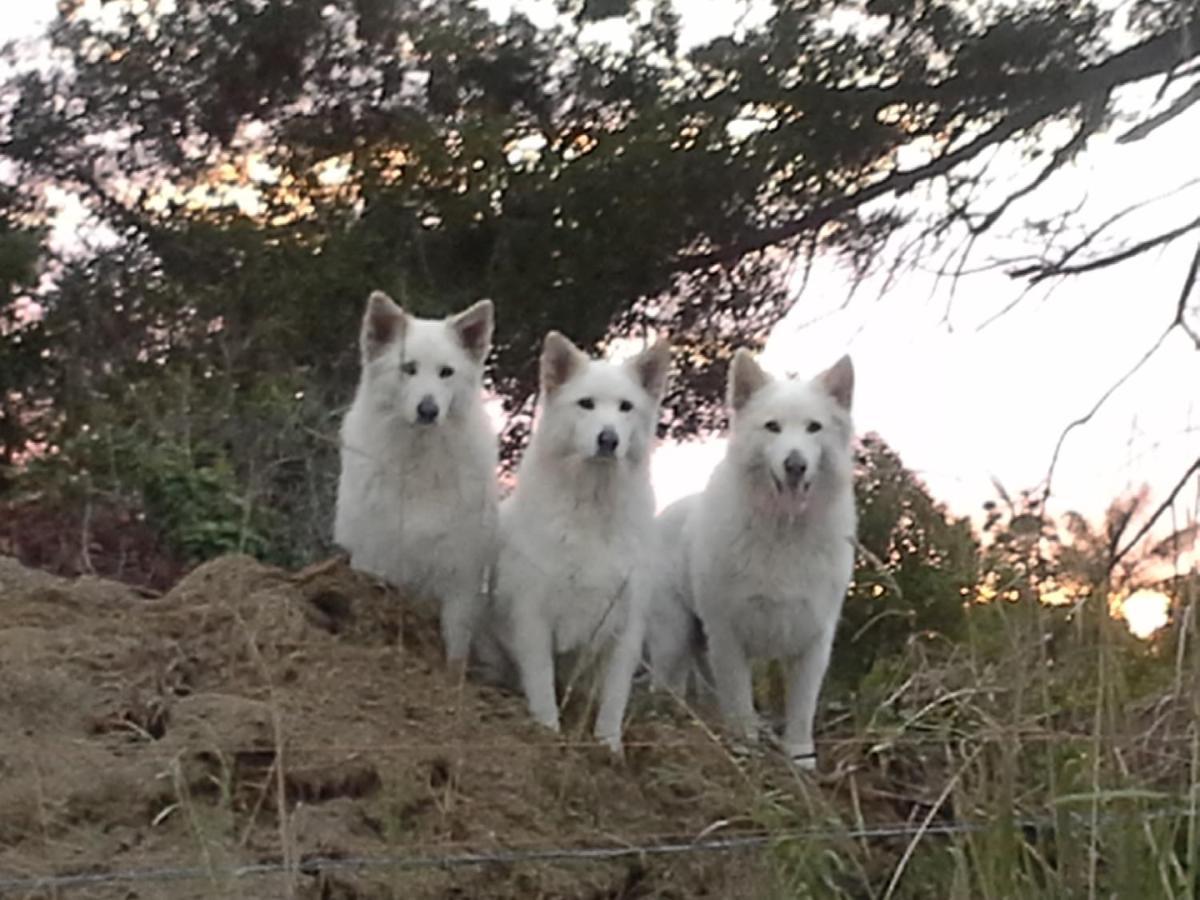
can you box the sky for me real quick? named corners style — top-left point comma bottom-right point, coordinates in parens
top-left (3, 0), bottom-right (1198, 541)
top-left (650, 119), bottom-right (1200, 527)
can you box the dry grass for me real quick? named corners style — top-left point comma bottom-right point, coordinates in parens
top-left (0, 549), bottom-right (1196, 899)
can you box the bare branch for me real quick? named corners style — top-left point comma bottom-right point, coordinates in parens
top-left (1173, 238), bottom-right (1200, 350)
top-left (1042, 322), bottom-right (1176, 503)
top-left (672, 20), bottom-right (1200, 274)
top-left (1012, 177), bottom-right (1200, 284)
top-left (974, 277), bottom-right (1051, 333)
top-left (970, 111), bottom-right (1093, 236)
top-left (1042, 238), bottom-right (1200, 502)
top-left (1010, 214), bottom-right (1200, 283)
top-left (1118, 79), bottom-right (1200, 144)
top-left (1110, 456), bottom-right (1200, 572)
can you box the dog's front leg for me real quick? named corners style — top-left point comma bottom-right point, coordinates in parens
top-left (706, 622), bottom-right (759, 746)
top-left (595, 603), bottom-right (647, 755)
top-left (646, 595), bottom-right (695, 696)
top-left (782, 630), bottom-right (834, 771)
top-left (439, 573), bottom-right (483, 668)
top-left (511, 602), bottom-right (560, 732)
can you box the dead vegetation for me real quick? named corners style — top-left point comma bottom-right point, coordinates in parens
top-left (0, 554), bottom-right (802, 899)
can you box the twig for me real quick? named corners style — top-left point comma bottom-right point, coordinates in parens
top-left (1117, 80), bottom-right (1200, 144)
top-left (1173, 238), bottom-right (1200, 349)
top-left (1011, 177), bottom-right (1200, 286)
top-left (1042, 322), bottom-right (1175, 503)
top-left (1011, 214), bottom-right (1200, 283)
top-left (1109, 457), bottom-right (1200, 573)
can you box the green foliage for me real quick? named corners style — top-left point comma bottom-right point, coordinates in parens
top-left (0, 186), bottom-right (47, 484)
top-left (3, 0), bottom-right (1188, 473)
top-left (829, 434), bottom-right (979, 692)
top-left (19, 358), bottom-right (338, 569)
top-left (137, 443), bottom-right (270, 564)
top-left (762, 523), bottom-right (1199, 899)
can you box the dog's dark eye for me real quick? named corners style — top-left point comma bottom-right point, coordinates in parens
top-left (806, 421), bottom-right (823, 434)
top-left (619, 400), bottom-right (634, 413)
top-left (577, 398), bottom-right (595, 410)
top-left (439, 366), bottom-right (454, 379)
top-left (400, 361), bottom-right (417, 376)
top-left (764, 420), bottom-right (782, 434)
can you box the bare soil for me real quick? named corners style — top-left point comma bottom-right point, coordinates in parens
top-left (0, 553), bottom-right (814, 899)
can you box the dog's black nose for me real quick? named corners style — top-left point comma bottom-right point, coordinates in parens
top-left (596, 427), bottom-right (620, 457)
top-left (416, 396), bottom-right (439, 424)
top-left (783, 451), bottom-right (808, 487)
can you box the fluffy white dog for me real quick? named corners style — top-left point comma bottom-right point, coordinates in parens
top-left (649, 350), bottom-right (856, 769)
top-left (335, 291), bottom-right (498, 666)
top-left (490, 331), bottom-right (670, 751)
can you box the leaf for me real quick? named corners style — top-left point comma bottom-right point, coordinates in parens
top-left (579, 0), bottom-right (631, 22)
top-left (1010, 514), bottom-right (1044, 536)
top-left (990, 477), bottom-right (1013, 510)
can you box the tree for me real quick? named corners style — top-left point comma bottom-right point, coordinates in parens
top-left (2, 0), bottom-right (1197, 555)
top-left (829, 433), bottom-right (979, 690)
top-left (0, 186), bottom-right (45, 486)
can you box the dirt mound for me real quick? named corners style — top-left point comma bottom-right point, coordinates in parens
top-left (0, 554), bottom-right (807, 899)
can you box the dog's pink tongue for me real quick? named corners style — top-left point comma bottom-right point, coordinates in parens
top-left (757, 485), bottom-right (809, 518)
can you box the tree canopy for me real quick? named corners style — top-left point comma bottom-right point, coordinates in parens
top-left (4, 0), bottom-right (1198, 452)
top-left (1, 0), bottom-right (1197, 560)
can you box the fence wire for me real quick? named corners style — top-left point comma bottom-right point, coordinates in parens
top-left (1, 809), bottom-right (1192, 893)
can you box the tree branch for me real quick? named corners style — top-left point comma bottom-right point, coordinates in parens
top-left (1010, 215), bottom-right (1200, 283)
top-left (1009, 177), bottom-right (1200, 285)
top-left (969, 111), bottom-right (1093, 236)
top-left (1042, 238), bottom-right (1200, 503)
top-left (1109, 456), bottom-right (1200, 573)
top-left (672, 19), bottom-right (1200, 274)
top-left (1117, 79), bottom-right (1200, 144)
top-left (1041, 322), bottom-right (1175, 504)
top-left (1173, 238), bottom-right (1200, 350)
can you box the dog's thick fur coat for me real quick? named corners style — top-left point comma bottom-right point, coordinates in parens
top-left (649, 351), bottom-right (856, 769)
top-left (335, 291), bottom-right (498, 665)
top-left (488, 332), bottom-right (670, 751)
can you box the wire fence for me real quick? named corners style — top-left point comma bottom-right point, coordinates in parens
top-left (1, 809), bottom-right (1193, 893)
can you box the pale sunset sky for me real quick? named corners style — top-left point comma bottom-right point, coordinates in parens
top-left (4, 0), bottom-right (1198, 537)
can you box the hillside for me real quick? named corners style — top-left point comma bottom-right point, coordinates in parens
top-left (0, 554), bottom-right (805, 899)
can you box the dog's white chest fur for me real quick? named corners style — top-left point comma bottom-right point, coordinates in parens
top-left (500, 476), bottom-right (651, 652)
top-left (701, 516), bottom-right (854, 659)
top-left (337, 407), bottom-right (494, 594)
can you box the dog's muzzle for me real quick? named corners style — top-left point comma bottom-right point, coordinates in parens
top-left (595, 426), bottom-right (620, 458)
top-left (783, 451), bottom-right (808, 489)
top-left (416, 396), bottom-right (440, 425)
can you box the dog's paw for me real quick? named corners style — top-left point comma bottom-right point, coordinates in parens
top-left (445, 657), bottom-right (469, 684)
top-left (531, 712), bottom-right (561, 734)
top-left (728, 737), bottom-right (764, 763)
top-left (597, 732), bottom-right (624, 758)
top-left (786, 749), bottom-right (818, 773)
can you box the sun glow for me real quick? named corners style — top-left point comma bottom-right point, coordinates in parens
top-left (1112, 589), bottom-right (1172, 639)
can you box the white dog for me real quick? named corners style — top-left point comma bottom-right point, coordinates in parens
top-left (649, 350), bottom-right (856, 769)
top-left (334, 291), bottom-right (498, 666)
top-left (489, 331), bottom-right (670, 751)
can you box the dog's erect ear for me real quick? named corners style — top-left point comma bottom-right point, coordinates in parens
top-left (361, 290), bottom-right (406, 362)
top-left (540, 331), bottom-right (589, 395)
top-left (727, 349), bottom-right (770, 412)
top-left (817, 354), bottom-right (854, 410)
top-left (451, 299), bottom-right (494, 363)
top-left (626, 339), bottom-right (671, 400)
